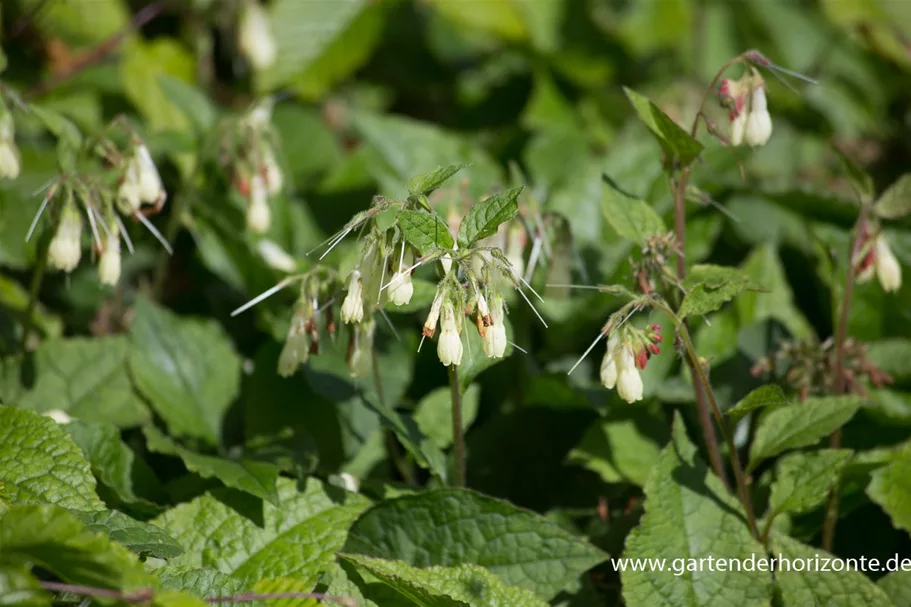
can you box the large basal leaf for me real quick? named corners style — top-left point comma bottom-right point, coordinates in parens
top-left (748, 396), bottom-right (862, 471)
top-left (129, 298), bottom-right (241, 446)
top-left (398, 210), bottom-right (455, 255)
top-left (771, 533), bottom-right (891, 606)
top-left (0, 504), bottom-right (152, 591)
top-left (768, 449), bottom-right (853, 516)
top-left (874, 173), bottom-right (911, 219)
top-left (156, 566), bottom-right (246, 599)
top-left (867, 444), bottom-right (911, 536)
top-left (64, 420), bottom-right (163, 514)
top-left (16, 336), bottom-right (149, 427)
top-left (878, 570), bottom-right (911, 605)
top-left (343, 488), bottom-right (606, 600)
top-left (622, 87), bottom-right (703, 167)
top-left (142, 426), bottom-right (279, 505)
top-left (621, 414), bottom-right (771, 607)
top-left (0, 407), bottom-right (104, 511)
top-left (679, 264), bottom-right (764, 319)
top-left (600, 181), bottom-right (665, 245)
top-left (457, 187), bottom-right (522, 248)
top-left (152, 477), bottom-right (370, 585)
top-left (340, 553), bottom-right (550, 607)
top-left (71, 509), bottom-right (183, 560)
top-left (726, 385), bottom-right (790, 422)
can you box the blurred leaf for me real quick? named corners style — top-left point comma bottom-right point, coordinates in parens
top-left (600, 181), bottom-right (665, 245)
top-left (621, 414), bottom-right (770, 607)
top-left (121, 39), bottom-right (195, 132)
top-left (343, 489), bottom-right (606, 600)
top-left (679, 264), bottom-right (763, 318)
top-left (413, 384), bottom-right (480, 450)
top-left (72, 510), bottom-right (183, 560)
top-left (129, 298), bottom-right (241, 446)
top-left (874, 174), bottom-right (911, 220)
top-left (867, 445), bottom-right (911, 536)
top-left (16, 336), bottom-right (149, 427)
top-left (615, 0), bottom-right (692, 58)
top-left (769, 449), bottom-right (853, 516)
top-left (143, 426), bottom-right (279, 505)
top-left (19, 0), bottom-right (129, 48)
top-left (622, 87), bottom-right (703, 167)
top-left (878, 571), bottom-right (911, 605)
top-left (833, 146), bottom-right (875, 202)
top-left (736, 245), bottom-right (814, 339)
top-left (408, 165), bottom-right (468, 197)
top-left (399, 210), bottom-right (455, 254)
top-left (727, 385), bottom-right (791, 422)
top-left (0, 407), bottom-right (104, 511)
top-left (341, 553), bottom-right (549, 607)
top-left (867, 339), bottom-right (911, 385)
top-left (157, 75), bottom-right (217, 134)
top-left (457, 187), bottom-right (522, 247)
top-left (0, 566), bottom-right (48, 607)
top-left (748, 396), bottom-right (862, 471)
top-left (428, 0), bottom-right (527, 41)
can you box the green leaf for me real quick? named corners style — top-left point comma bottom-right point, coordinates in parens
top-left (152, 477), bottom-right (370, 585)
top-left (727, 385), bottom-right (791, 422)
top-left (340, 553), bottom-right (550, 607)
top-left (157, 75), bottom-right (217, 134)
top-left (129, 298), bottom-right (241, 446)
top-left (867, 445), bottom-right (911, 536)
top-left (71, 510), bottom-right (183, 560)
top-left (0, 407), bottom-right (104, 511)
top-left (0, 504), bottom-right (152, 590)
top-left (428, 0), bottom-right (528, 41)
top-left (64, 421), bottom-right (163, 515)
top-left (17, 336), bottom-right (150, 427)
top-left (736, 245), bottom-right (813, 339)
top-left (567, 409), bottom-right (667, 487)
top-left (878, 570), bottom-right (911, 606)
top-left (142, 426), bottom-right (279, 505)
top-left (600, 181), bottom-right (665, 244)
top-left (156, 566), bottom-right (246, 599)
top-left (867, 339), bottom-right (911, 384)
top-left (0, 566), bottom-right (49, 607)
top-left (621, 414), bottom-right (771, 607)
top-left (770, 533), bottom-right (892, 606)
top-left (622, 87), bottom-right (703, 167)
top-left (768, 449), bottom-right (853, 516)
top-left (833, 146), bottom-right (875, 202)
top-left (456, 187), bottom-right (522, 248)
top-left (408, 165), bottom-right (468, 197)
top-left (121, 39), bottom-right (196, 133)
top-left (456, 315), bottom-right (515, 390)
top-left (343, 489), bottom-right (606, 600)
top-left (678, 264), bottom-right (763, 318)
top-left (398, 210), bottom-right (455, 255)
top-left (748, 396), bottom-right (862, 471)
top-left (413, 385), bottom-right (480, 450)
top-left (874, 173), bottom-right (911, 219)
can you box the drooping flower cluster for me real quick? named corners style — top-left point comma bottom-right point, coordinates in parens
top-left (854, 218), bottom-right (902, 292)
top-left (600, 324), bottom-right (662, 403)
top-left (0, 109), bottom-right (21, 180)
top-left (238, 0), bottom-right (277, 70)
top-left (117, 143), bottom-right (167, 215)
top-left (719, 70), bottom-right (773, 148)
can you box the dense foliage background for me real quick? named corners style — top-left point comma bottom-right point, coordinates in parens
top-left (2, 1), bottom-right (911, 606)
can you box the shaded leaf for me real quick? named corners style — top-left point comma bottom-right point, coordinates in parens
top-left (0, 566), bottom-right (49, 607)
top-left (600, 181), bottom-right (665, 244)
top-left (727, 385), bottom-right (790, 422)
top-left (413, 385), bottom-right (480, 450)
top-left (867, 445), bottom-right (911, 537)
top-left (769, 449), bottom-right (853, 516)
top-left (457, 187), bottom-right (522, 248)
top-left (622, 87), bottom-right (703, 167)
top-left (874, 173), bottom-right (911, 220)
top-left (71, 509), bottom-right (183, 560)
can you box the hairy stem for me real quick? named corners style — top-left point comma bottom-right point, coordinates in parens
top-left (20, 233), bottom-right (50, 351)
top-left (449, 364), bottom-right (466, 487)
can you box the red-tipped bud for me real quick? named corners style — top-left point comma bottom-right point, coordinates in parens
top-left (648, 343), bottom-right (661, 356)
top-left (635, 349), bottom-right (649, 370)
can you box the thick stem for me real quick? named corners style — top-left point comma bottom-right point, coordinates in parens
top-left (448, 364), bottom-right (466, 487)
top-left (822, 204), bottom-right (869, 551)
top-left (20, 234), bottom-right (50, 351)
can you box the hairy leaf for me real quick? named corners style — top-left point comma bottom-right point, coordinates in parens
top-left (457, 187), bottom-right (522, 247)
top-left (874, 173), bottom-right (911, 219)
top-left (727, 385), bottom-right (790, 422)
top-left (867, 445), bottom-right (911, 536)
top-left (878, 570), bottom-right (911, 606)
top-left (769, 449), bottom-right (853, 516)
top-left (600, 181), bottom-right (665, 244)
top-left (622, 87), bottom-right (703, 166)
top-left (408, 165), bottom-right (468, 197)
top-left (679, 264), bottom-right (763, 318)
top-left (399, 210), bottom-right (455, 255)
top-left (72, 510), bottom-right (183, 559)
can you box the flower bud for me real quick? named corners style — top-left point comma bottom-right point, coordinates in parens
top-left (423, 289), bottom-right (444, 337)
top-left (278, 308), bottom-right (309, 377)
top-left (48, 203), bottom-right (83, 272)
top-left (238, 0), bottom-right (277, 70)
top-left (482, 295), bottom-right (507, 358)
top-left (599, 334), bottom-right (619, 389)
top-left (246, 175), bottom-right (271, 233)
top-left (98, 228), bottom-right (121, 286)
top-left (875, 234), bottom-right (902, 292)
top-left (341, 270), bottom-right (364, 324)
top-left (441, 243), bottom-right (458, 275)
top-left (437, 302), bottom-right (463, 367)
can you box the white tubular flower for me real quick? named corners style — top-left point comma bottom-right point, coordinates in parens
top-left (875, 234), bottom-right (902, 292)
top-left (338, 472), bottom-right (360, 493)
top-left (136, 145), bottom-right (165, 205)
top-left (729, 111), bottom-right (747, 147)
top-left (600, 334), bottom-right (619, 389)
top-left (247, 99), bottom-right (273, 131)
top-left (98, 228), bottom-right (121, 286)
top-left (482, 295), bottom-right (507, 359)
top-left (744, 86), bottom-right (773, 147)
top-left (261, 146), bottom-right (283, 196)
top-left (441, 243), bottom-right (458, 275)
top-left (43, 409), bottom-right (73, 424)
top-left (48, 204), bottom-right (83, 272)
top-left (388, 271), bottom-right (414, 307)
top-left (238, 0), bottom-right (277, 70)
top-left (278, 311), bottom-right (309, 377)
top-left (118, 158), bottom-right (143, 214)
top-left (257, 239), bottom-right (296, 272)
top-left (0, 114), bottom-right (19, 180)
top-left (341, 270), bottom-right (364, 324)
top-left (423, 289), bottom-right (445, 337)
top-left (246, 175), bottom-right (271, 233)
top-left (437, 302), bottom-right (463, 367)
top-left (615, 345), bottom-right (644, 403)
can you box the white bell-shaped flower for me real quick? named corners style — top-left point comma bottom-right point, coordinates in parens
top-left (98, 229), bottom-right (121, 286)
top-left (437, 302), bottom-right (463, 367)
top-left (744, 86), bottom-right (773, 147)
top-left (238, 0), bottom-right (277, 70)
top-left (482, 295), bottom-right (507, 359)
top-left (388, 271), bottom-right (414, 306)
top-left (136, 145), bottom-right (165, 205)
top-left (615, 345), bottom-right (644, 403)
top-left (48, 204), bottom-right (83, 272)
top-left (729, 111), bottom-right (747, 147)
top-left (0, 141), bottom-right (20, 180)
top-left (423, 289), bottom-right (445, 336)
top-left (278, 311), bottom-right (309, 377)
top-left (875, 234), bottom-right (902, 292)
top-left (117, 157), bottom-right (143, 214)
top-left (341, 270), bottom-right (364, 324)
top-left (262, 145), bottom-right (283, 195)
top-left (246, 175), bottom-right (271, 233)
top-left (600, 334), bottom-right (619, 389)
top-left (441, 243), bottom-right (458, 275)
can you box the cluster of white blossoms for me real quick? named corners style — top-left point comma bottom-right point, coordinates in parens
top-left (238, 0), bottom-right (277, 70)
top-left (0, 111), bottom-right (21, 180)
top-left (117, 144), bottom-right (166, 215)
top-left (720, 70), bottom-right (773, 148)
top-left (599, 324), bottom-right (663, 404)
top-left (856, 225), bottom-right (902, 293)
top-left (234, 103), bottom-right (283, 234)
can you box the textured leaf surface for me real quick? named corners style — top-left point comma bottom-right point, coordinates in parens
top-left (623, 87), bottom-right (703, 166)
top-left (457, 187), bottom-right (522, 247)
top-left (769, 449), bottom-right (853, 516)
top-left (143, 426), bottom-right (279, 505)
top-left (771, 533), bottom-right (891, 606)
top-left (877, 570), bottom-right (911, 605)
top-left (867, 445), bottom-right (911, 536)
top-left (152, 478), bottom-right (370, 585)
top-left (16, 336), bottom-right (149, 427)
top-left (0, 504), bottom-right (152, 590)
top-left (621, 414), bottom-right (771, 607)
top-left (343, 488), bottom-right (606, 600)
top-left (600, 182), bottom-right (665, 245)
top-left (408, 165), bottom-right (468, 197)
top-left (399, 210), bottom-right (455, 255)
top-left (727, 385), bottom-right (790, 422)
top-left (341, 553), bottom-right (550, 607)
top-left (874, 173), bottom-right (911, 219)
top-left (567, 411), bottom-right (666, 487)
top-left (156, 566), bottom-right (246, 599)
top-left (679, 264), bottom-right (763, 318)
top-left (0, 407), bottom-right (104, 510)
top-left (129, 298), bottom-right (241, 446)
top-left (72, 509), bottom-right (183, 560)
top-left (748, 396), bottom-right (862, 471)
